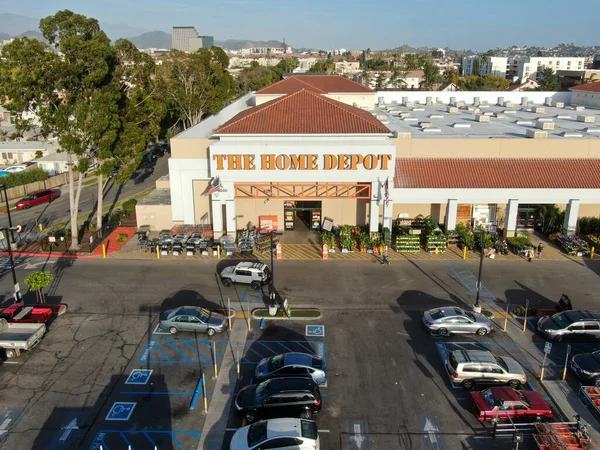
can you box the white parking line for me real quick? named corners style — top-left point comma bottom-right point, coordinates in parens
top-left (318, 429), bottom-right (330, 433)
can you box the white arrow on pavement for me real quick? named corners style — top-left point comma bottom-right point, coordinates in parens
top-left (24, 261), bottom-right (57, 270)
top-left (423, 417), bottom-right (440, 448)
top-left (0, 418), bottom-right (12, 438)
top-left (350, 423), bottom-right (365, 449)
top-left (59, 418), bottom-right (78, 441)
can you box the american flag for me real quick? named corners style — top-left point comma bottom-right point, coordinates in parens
top-left (204, 177), bottom-right (221, 196)
top-left (384, 177), bottom-right (389, 207)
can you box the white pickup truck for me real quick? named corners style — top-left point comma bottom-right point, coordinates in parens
top-left (0, 318), bottom-right (46, 359)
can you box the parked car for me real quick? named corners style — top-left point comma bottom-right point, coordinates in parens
top-left (470, 387), bottom-right (553, 422)
top-left (255, 352), bottom-right (327, 385)
top-left (220, 262), bottom-right (271, 290)
top-left (15, 189), bottom-right (57, 210)
top-left (235, 377), bottom-right (322, 423)
top-left (0, 303), bottom-right (52, 324)
top-left (230, 418), bottom-right (319, 450)
top-left (0, 318), bottom-right (46, 359)
top-left (445, 349), bottom-right (527, 390)
top-left (159, 306), bottom-right (227, 336)
top-left (4, 165), bottom-right (26, 173)
top-left (537, 310), bottom-right (600, 342)
top-left (422, 306), bottom-right (493, 336)
top-left (571, 350), bottom-right (600, 383)
top-left (22, 161), bottom-right (36, 167)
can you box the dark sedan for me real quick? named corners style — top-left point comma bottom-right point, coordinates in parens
top-left (255, 352), bottom-right (327, 385)
top-left (159, 306), bottom-right (226, 336)
top-left (571, 350), bottom-right (600, 383)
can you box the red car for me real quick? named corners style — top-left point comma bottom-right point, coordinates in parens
top-left (15, 189), bottom-right (57, 210)
top-left (0, 303), bottom-right (53, 323)
top-left (470, 387), bottom-right (553, 422)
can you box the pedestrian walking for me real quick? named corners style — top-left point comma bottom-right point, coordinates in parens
top-left (381, 246), bottom-right (390, 265)
top-left (527, 246), bottom-right (534, 262)
top-left (537, 243), bottom-right (544, 258)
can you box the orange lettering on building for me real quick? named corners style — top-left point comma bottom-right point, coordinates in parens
top-left (289, 154), bottom-right (311, 170)
top-left (243, 154), bottom-right (256, 170)
top-left (323, 154), bottom-right (337, 170)
top-left (350, 155), bottom-right (363, 170)
top-left (379, 154), bottom-right (392, 170)
top-left (213, 154), bottom-right (226, 170)
top-left (363, 154), bottom-right (377, 170)
top-left (275, 154), bottom-right (290, 170)
top-left (310, 154), bottom-right (318, 170)
top-left (227, 154), bottom-right (244, 170)
top-left (261, 154), bottom-right (275, 170)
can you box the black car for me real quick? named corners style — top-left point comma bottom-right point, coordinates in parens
top-left (235, 377), bottom-right (322, 423)
top-left (571, 350), bottom-right (600, 383)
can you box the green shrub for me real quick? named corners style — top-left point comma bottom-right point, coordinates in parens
top-left (122, 199), bottom-right (137, 212)
top-left (2, 167), bottom-right (48, 188)
top-left (512, 306), bottom-right (538, 317)
top-left (116, 233), bottom-right (129, 243)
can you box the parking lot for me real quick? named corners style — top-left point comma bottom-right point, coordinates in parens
top-left (2, 258), bottom-right (600, 449)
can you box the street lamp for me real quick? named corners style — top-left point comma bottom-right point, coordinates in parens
top-left (473, 228), bottom-right (488, 313)
top-left (0, 184), bottom-right (14, 236)
top-left (1, 225), bottom-right (22, 302)
top-left (259, 229), bottom-right (283, 306)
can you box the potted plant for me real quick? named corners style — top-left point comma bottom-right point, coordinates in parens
top-left (359, 234), bottom-right (371, 252)
top-left (321, 231), bottom-right (336, 252)
top-left (340, 235), bottom-right (355, 252)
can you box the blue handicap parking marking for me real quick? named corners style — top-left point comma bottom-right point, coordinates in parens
top-left (125, 369), bottom-right (153, 385)
top-left (139, 339), bottom-right (228, 364)
top-left (47, 412), bottom-right (86, 450)
top-left (533, 341), bottom-right (600, 366)
top-left (242, 340), bottom-right (325, 364)
top-left (89, 430), bottom-right (201, 450)
top-left (153, 323), bottom-right (171, 335)
top-left (240, 287), bottom-right (263, 303)
top-left (447, 261), bottom-right (499, 303)
top-left (0, 408), bottom-right (24, 443)
top-left (306, 325), bottom-right (325, 337)
top-left (105, 402), bottom-right (136, 421)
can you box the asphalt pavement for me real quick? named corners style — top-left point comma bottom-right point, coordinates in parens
top-left (1, 258), bottom-right (600, 450)
top-left (0, 155), bottom-right (169, 237)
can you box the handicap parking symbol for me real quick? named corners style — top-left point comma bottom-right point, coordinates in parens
top-left (105, 402), bottom-right (136, 421)
top-left (306, 325), bottom-right (325, 337)
top-left (125, 369), bottom-right (153, 385)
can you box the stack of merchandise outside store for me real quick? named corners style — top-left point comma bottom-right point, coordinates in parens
top-left (255, 234), bottom-right (279, 254)
top-left (220, 235), bottom-right (236, 256)
top-left (507, 235), bottom-right (532, 256)
top-left (555, 234), bottom-right (590, 256)
top-left (238, 229), bottom-right (257, 253)
top-left (393, 217), bottom-right (424, 253)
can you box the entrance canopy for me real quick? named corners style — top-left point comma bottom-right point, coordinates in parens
top-left (235, 182), bottom-right (371, 199)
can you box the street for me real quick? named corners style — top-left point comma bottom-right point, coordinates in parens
top-left (0, 155), bottom-right (169, 237)
top-left (1, 258), bottom-right (600, 450)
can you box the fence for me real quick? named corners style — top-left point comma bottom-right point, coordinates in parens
top-left (40, 219), bottom-right (120, 254)
top-left (0, 172), bottom-right (76, 202)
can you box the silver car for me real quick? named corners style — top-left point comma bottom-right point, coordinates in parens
top-left (159, 306), bottom-right (226, 336)
top-left (422, 306), bottom-right (493, 336)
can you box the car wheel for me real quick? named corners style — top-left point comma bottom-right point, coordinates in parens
top-left (461, 379), bottom-right (475, 390)
top-left (48, 197), bottom-right (53, 203)
top-left (5, 349), bottom-right (17, 359)
top-left (206, 328), bottom-right (215, 337)
top-left (508, 380), bottom-right (521, 389)
top-left (24, 204), bottom-right (31, 209)
top-left (169, 327), bottom-right (178, 335)
top-left (299, 410), bottom-right (312, 419)
top-left (221, 278), bottom-right (232, 287)
top-left (244, 412), bottom-right (256, 423)
top-left (250, 281), bottom-right (261, 290)
top-left (476, 327), bottom-right (488, 336)
top-left (437, 328), bottom-right (449, 336)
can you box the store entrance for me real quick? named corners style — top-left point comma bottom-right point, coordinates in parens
top-left (282, 201), bottom-right (322, 244)
top-left (517, 204), bottom-right (539, 229)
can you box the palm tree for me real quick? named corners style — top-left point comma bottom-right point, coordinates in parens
top-left (0, 130), bottom-right (8, 142)
top-left (535, 204), bottom-right (565, 235)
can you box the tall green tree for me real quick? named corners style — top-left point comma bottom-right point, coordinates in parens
top-left (24, 271), bottom-right (53, 304)
top-left (236, 65), bottom-right (279, 95)
top-left (161, 48), bottom-right (235, 130)
top-left (537, 67), bottom-right (561, 91)
top-left (274, 57), bottom-right (299, 75)
top-left (458, 74), bottom-right (510, 91)
top-left (308, 59), bottom-right (334, 73)
top-left (403, 54), bottom-right (420, 70)
top-left (420, 56), bottom-right (442, 90)
top-left (472, 59), bottom-right (481, 76)
top-left (0, 11), bottom-right (122, 250)
top-left (374, 72), bottom-right (388, 90)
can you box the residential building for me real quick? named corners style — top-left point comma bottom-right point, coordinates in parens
top-left (240, 47), bottom-right (293, 56)
top-left (334, 61), bottom-right (360, 76)
top-left (354, 70), bottom-right (424, 90)
top-left (463, 56), bottom-right (587, 82)
top-left (0, 141), bottom-right (59, 167)
top-left (137, 76), bottom-right (600, 239)
top-left (462, 56), bottom-right (509, 78)
top-left (570, 81), bottom-right (600, 108)
top-left (34, 150), bottom-right (73, 176)
top-left (507, 79), bottom-right (540, 91)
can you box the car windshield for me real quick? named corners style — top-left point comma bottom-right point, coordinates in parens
top-left (301, 420), bottom-right (318, 439)
top-left (593, 351), bottom-right (600, 363)
top-left (448, 352), bottom-right (458, 369)
top-left (247, 421), bottom-right (268, 447)
top-left (464, 311), bottom-right (476, 321)
top-left (551, 312), bottom-right (574, 329)
top-left (167, 307), bottom-right (183, 319)
top-left (199, 308), bottom-right (210, 322)
top-left (494, 356), bottom-right (509, 372)
top-left (429, 309), bottom-right (444, 320)
top-left (481, 389), bottom-right (495, 409)
top-left (255, 380), bottom-right (271, 402)
top-left (269, 355), bottom-right (285, 371)
top-left (22, 195), bottom-right (33, 200)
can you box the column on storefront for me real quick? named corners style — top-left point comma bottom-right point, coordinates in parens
top-left (211, 198), bottom-right (223, 234)
top-left (563, 199), bottom-right (580, 235)
top-left (225, 200), bottom-right (236, 236)
top-left (446, 199), bottom-right (458, 231)
top-left (369, 180), bottom-right (379, 233)
top-left (505, 199), bottom-right (519, 237)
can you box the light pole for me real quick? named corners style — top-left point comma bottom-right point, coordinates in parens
top-left (0, 184), bottom-right (14, 240)
top-left (1, 226), bottom-right (22, 302)
top-left (259, 230), bottom-right (283, 306)
top-left (473, 228), bottom-right (487, 313)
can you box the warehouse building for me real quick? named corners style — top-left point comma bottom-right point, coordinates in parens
top-left (137, 76), bottom-right (600, 239)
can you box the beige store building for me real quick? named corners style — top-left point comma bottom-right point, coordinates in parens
top-left (137, 76), bottom-right (600, 238)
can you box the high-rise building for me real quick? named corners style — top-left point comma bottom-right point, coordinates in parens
top-left (172, 26), bottom-right (199, 51)
top-left (189, 36), bottom-right (214, 51)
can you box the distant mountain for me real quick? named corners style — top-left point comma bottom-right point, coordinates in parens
top-left (215, 39), bottom-right (286, 51)
top-left (16, 30), bottom-right (45, 41)
top-left (0, 32), bottom-right (10, 41)
top-left (0, 13), bottom-right (38, 36)
top-left (128, 31), bottom-right (171, 49)
top-left (100, 23), bottom-right (149, 41)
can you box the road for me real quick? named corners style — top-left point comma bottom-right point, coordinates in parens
top-left (0, 155), bottom-right (169, 236)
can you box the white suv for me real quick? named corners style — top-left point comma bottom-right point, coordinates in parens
top-left (219, 262), bottom-right (271, 290)
top-left (445, 349), bottom-right (527, 390)
top-left (230, 418), bottom-right (319, 450)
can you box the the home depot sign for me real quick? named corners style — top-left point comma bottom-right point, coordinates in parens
top-left (213, 153), bottom-right (392, 171)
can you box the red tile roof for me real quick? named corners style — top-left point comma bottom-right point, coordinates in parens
top-left (256, 75), bottom-right (374, 95)
top-left (570, 81), bottom-right (600, 92)
top-left (214, 89), bottom-right (390, 135)
top-left (394, 158), bottom-right (600, 189)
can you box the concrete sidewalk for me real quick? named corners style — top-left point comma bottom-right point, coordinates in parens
top-left (197, 316), bottom-right (249, 450)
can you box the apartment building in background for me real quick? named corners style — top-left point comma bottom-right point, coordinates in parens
top-left (462, 56), bottom-right (586, 82)
top-left (172, 26), bottom-right (214, 51)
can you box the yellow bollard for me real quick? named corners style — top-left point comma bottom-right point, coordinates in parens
top-left (592, 247), bottom-right (595, 260)
top-left (435, 246), bottom-right (439, 255)
top-left (540, 366), bottom-right (545, 381)
top-left (463, 246), bottom-right (467, 260)
top-left (102, 244), bottom-right (107, 258)
top-left (217, 245), bottom-right (221, 259)
top-left (156, 245), bottom-right (160, 259)
top-left (38, 223), bottom-right (43, 232)
top-left (202, 376), bottom-right (208, 413)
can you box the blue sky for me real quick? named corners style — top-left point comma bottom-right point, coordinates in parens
top-left (4, 0), bottom-right (600, 50)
